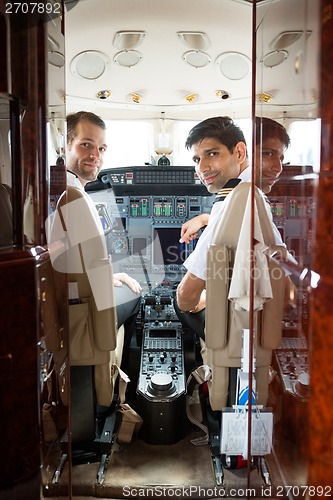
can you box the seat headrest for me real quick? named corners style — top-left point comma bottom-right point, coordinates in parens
top-left (211, 182), bottom-right (276, 249)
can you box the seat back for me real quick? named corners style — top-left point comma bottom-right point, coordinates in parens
top-left (48, 186), bottom-right (119, 408)
top-left (203, 182), bottom-right (286, 410)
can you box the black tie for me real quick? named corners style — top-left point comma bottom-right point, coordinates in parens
top-left (213, 178), bottom-right (242, 203)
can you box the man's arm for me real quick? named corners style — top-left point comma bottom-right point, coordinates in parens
top-left (176, 271), bottom-right (206, 312)
top-left (179, 213), bottom-right (209, 244)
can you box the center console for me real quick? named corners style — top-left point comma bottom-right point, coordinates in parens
top-left (136, 319), bottom-right (186, 444)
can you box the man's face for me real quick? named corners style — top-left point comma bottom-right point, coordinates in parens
top-left (66, 121), bottom-right (107, 185)
top-left (255, 136), bottom-right (286, 194)
top-left (191, 137), bottom-right (245, 194)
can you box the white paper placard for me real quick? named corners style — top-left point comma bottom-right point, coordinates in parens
top-left (221, 411), bottom-right (273, 456)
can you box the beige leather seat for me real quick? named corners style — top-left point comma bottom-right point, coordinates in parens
top-left (48, 185), bottom-right (123, 412)
top-left (203, 182), bottom-right (286, 411)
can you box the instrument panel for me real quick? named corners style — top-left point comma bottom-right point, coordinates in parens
top-left (88, 165), bottom-right (315, 290)
top-left (90, 184), bottom-right (214, 292)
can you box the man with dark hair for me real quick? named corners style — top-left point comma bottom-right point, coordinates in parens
top-left (179, 116), bottom-right (290, 243)
top-left (184, 116), bottom-right (249, 194)
top-left (175, 116), bottom-right (290, 339)
top-left (66, 110), bottom-right (141, 367)
top-left (254, 116), bottom-right (290, 194)
top-left (175, 116), bottom-right (251, 339)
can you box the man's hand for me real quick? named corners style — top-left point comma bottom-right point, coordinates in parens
top-left (179, 214), bottom-right (209, 244)
top-left (113, 272), bottom-right (142, 294)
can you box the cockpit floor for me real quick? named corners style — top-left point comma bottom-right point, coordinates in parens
top-left (45, 427), bottom-right (266, 499)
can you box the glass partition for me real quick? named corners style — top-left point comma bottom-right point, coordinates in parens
top-left (0, 98), bottom-right (12, 248)
top-left (251, 0), bottom-right (320, 492)
top-left (39, 0), bottom-right (332, 495)
top-left (41, 13), bottom-right (69, 500)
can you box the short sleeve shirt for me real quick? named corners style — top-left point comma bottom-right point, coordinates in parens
top-left (184, 168), bottom-right (252, 281)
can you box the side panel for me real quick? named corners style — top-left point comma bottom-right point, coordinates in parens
top-left (308, 0), bottom-right (333, 486)
top-left (0, 250), bottom-right (41, 497)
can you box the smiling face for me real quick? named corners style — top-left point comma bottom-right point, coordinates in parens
top-left (66, 120), bottom-right (107, 186)
top-left (255, 136), bottom-right (286, 194)
top-left (191, 137), bottom-right (248, 194)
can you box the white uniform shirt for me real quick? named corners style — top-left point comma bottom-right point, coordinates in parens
top-left (184, 167), bottom-right (252, 281)
top-left (67, 170), bottom-right (84, 190)
top-left (66, 170), bottom-right (104, 232)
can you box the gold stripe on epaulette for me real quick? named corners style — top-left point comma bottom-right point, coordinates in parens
top-left (216, 187), bottom-right (234, 198)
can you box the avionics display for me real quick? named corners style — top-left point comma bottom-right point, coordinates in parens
top-left (95, 203), bottom-right (112, 231)
top-left (97, 207), bottom-right (127, 232)
top-left (153, 197), bottom-right (173, 217)
top-left (153, 227), bottom-right (186, 265)
top-left (111, 216), bottom-right (127, 230)
top-left (148, 328), bottom-right (177, 338)
top-left (133, 237), bottom-right (148, 256)
top-left (130, 198), bottom-right (150, 217)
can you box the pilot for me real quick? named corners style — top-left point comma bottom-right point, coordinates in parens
top-left (179, 116), bottom-right (290, 245)
top-left (174, 116), bottom-right (290, 340)
top-left (66, 111), bottom-right (142, 370)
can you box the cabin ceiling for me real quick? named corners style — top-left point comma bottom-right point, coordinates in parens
top-left (48, 0), bottom-right (319, 120)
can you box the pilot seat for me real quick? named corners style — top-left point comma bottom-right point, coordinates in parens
top-left (48, 185), bottom-right (125, 482)
top-left (189, 182), bottom-right (287, 482)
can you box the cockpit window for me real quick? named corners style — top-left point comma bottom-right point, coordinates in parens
top-left (175, 119), bottom-right (253, 166)
top-left (284, 119), bottom-right (321, 171)
top-left (103, 120), bottom-right (153, 168)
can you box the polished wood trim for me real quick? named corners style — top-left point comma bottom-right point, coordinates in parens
top-left (0, 248), bottom-right (42, 494)
top-left (308, 0), bottom-right (333, 487)
top-left (10, 15), bottom-right (48, 247)
top-left (0, 14), bottom-right (9, 93)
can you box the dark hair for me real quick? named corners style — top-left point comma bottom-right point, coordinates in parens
top-left (255, 116), bottom-right (290, 149)
top-left (66, 111), bottom-right (106, 144)
top-left (185, 116), bottom-right (247, 154)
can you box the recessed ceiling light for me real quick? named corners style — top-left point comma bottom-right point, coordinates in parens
top-left (70, 51), bottom-right (110, 80)
top-left (182, 51), bottom-right (211, 68)
top-left (96, 90), bottom-right (111, 100)
top-left (114, 50), bottom-right (142, 68)
top-left (215, 52), bottom-right (251, 80)
top-left (215, 89), bottom-right (231, 100)
top-left (126, 92), bottom-right (144, 103)
top-left (262, 50), bottom-right (288, 68)
top-left (177, 32), bottom-right (210, 51)
top-left (184, 92), bottom-right (199, 103)
top-left (113, 31), bottom-right (146, 50)
top-left (257, 92), bottom-right (273, 103)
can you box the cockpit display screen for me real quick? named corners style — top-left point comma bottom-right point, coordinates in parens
top-left (149, 328), bottom-right (177, 338)
top-left (153, 227), bottom-right (186, 265)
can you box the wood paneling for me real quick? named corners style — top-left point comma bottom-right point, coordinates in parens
top-left (0, 248), bottom-right (42, 496)
top-left (308, 0), bottom-right (333, 487)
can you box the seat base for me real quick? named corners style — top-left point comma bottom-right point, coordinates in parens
top-left (53, 412), bottom-right (118, 485)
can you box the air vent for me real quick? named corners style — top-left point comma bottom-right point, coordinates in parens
top-left (270, 30), bottom-right (312, 50)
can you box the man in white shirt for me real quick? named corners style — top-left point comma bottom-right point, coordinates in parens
top-left (66, 111), bottom-right (142, 368)
top-left (175, 116), bottom-right (251, 338)
top-left (175, 116), bottom-right (290, 339)
top-left (179, 116), bottom-right (290, 246)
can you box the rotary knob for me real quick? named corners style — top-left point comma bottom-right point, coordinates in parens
top-left (150, 373), bottom-right (173, 394)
